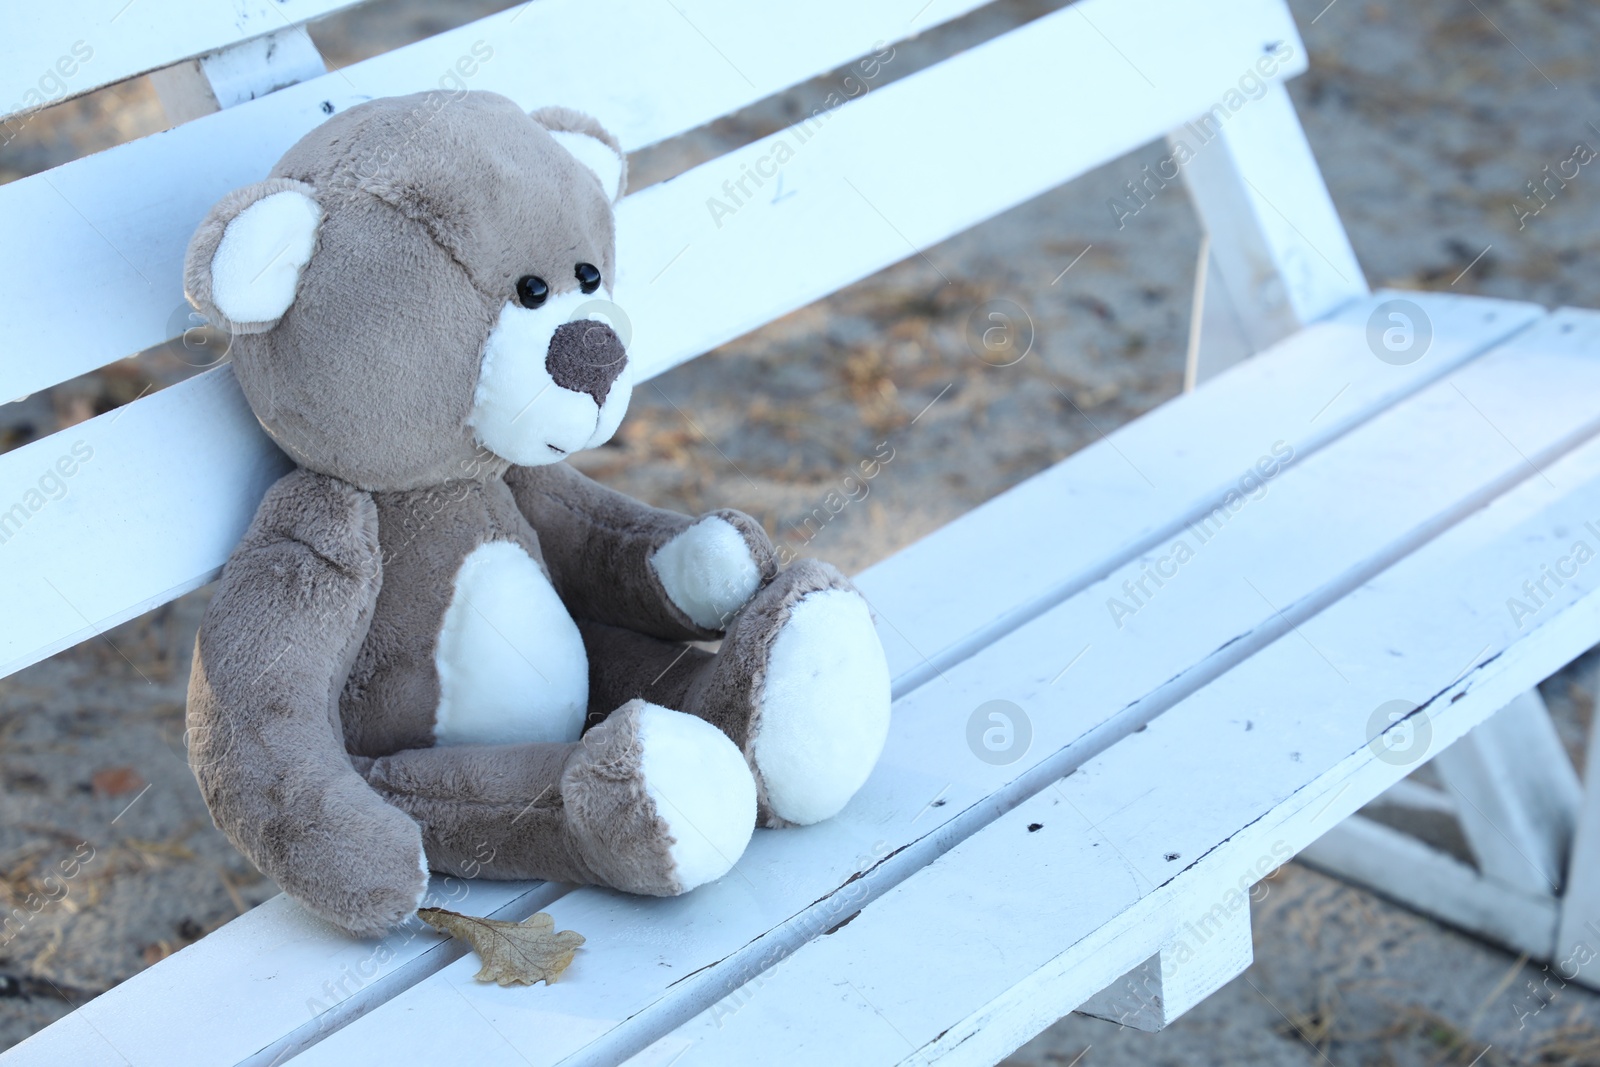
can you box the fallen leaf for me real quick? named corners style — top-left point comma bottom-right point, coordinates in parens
top-left (417, 908), bottom-right (584, 987)
top-left (141, 940), bottom-right (176, 966)
top-left (124, 838), bottom-right (195, 861)
top-left (91, 766), bottom-right (144, 798)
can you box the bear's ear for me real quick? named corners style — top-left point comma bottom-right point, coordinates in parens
top-left (530, 106), bottom-right (627, 203)
top-left (184, 178), bottom-right (322, 334)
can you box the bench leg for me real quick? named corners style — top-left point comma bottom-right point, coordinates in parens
top-left (1434, 688), bottom-right (1581, 896)
top-left (1074, 890), bottom-right (1253, 1032)
top-left (1173, 81), bottom-right (1370, 392)
top-left (1302, 687), bottom-right (1599, 981)
top-left (1183, 237), bottom-right (1255, 391)
top-left (1556, 691), bottom-right (1600, 983)
top-left (1300, 811), bottom-right (1560, 960)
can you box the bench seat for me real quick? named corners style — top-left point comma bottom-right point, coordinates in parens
top-left (618, 308), bottom-right (1600, 1066)
top-left (9, 291), bottom-right (1586, 1066)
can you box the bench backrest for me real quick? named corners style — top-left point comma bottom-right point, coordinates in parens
top-left (0, 0), bottom-right (1361, 681)
top-left (3, 1), bottom-right (362, 124)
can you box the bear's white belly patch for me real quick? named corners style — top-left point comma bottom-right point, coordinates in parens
top-left (433, 540), bottom-right (588, 746)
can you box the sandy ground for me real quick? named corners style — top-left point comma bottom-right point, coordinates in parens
top-left (5, 0), bottom-right (1600, 1062)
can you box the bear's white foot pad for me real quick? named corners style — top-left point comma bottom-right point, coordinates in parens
top-left (751, 589), bottom-right (891, 825)
top-left (636, 704), bottom-right (756, 890)
top-left (652, 516), bottom-right (761, 630)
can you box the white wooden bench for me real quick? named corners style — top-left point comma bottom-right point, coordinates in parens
top-left (6, 1), bottom-right (1600, 1063)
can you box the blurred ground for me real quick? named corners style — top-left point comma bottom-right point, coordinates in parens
top-left (4, 0), bottom-right (1600, 1062)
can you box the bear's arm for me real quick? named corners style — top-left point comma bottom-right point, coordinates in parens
top-left (504, 462), bottom-right (777, 640)
top-left (187, 468), bottom-right (427, 937)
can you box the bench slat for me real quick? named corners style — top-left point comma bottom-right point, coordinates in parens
top-left (0, 0), bottom-right (1312, 683)
top-left (0, 367), bottom-right (290, 680)
top-left (866, 290), bottom-right (1539, 689)
top-left (632, 312), bottom-right (1600, 1066)
top-left (0, 882), bottom-right (557, 1067)
top-left (618, 0), bottom-right (1305, 387)
top-left (0, 0), bottom-right (993, 405)
top-left (1, 0), bottom-right (363, 123)
top-left (282, 303), bottom-right (1594, 1067)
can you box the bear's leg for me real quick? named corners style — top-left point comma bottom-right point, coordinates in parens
top-left (678, 560), bottom-right (893, 829)
top-left (576, 620), bottom-right (714, 730)
top-left (357, 699), bottom-right (755, 895)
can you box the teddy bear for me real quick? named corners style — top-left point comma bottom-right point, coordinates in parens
top-left (182, 91), bottom-right (892, 937)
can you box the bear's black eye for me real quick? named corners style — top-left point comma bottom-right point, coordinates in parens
top-left (575, 262), bottom-right (602, 295)
top-left (516, 275), bottom-right (549, 309)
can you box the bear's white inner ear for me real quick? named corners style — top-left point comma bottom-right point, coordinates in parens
top-left (549, 130), bottom-right (625, 202)
top-left (210, 189), bottom-right (322, 325)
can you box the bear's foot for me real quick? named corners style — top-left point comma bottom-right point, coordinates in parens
top-left (696, 560), bottom-right (892, 828)
top-left (564, 700), bottom-right (756, 894)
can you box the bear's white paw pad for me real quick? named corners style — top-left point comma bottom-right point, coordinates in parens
top-left (752, 589), bottom-right (891, 825)
top-left (651, 517), bottom-right (761, 630)
top-left (636, 704), bottom-right (756, 891)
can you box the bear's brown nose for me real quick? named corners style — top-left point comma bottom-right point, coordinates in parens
top-left (546, 320), bottom-right (627, 405)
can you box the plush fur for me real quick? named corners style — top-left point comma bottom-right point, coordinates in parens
top-left (184, 91), bottom-right (892, 937)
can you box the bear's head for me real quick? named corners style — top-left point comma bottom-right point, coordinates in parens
top-left (185, 91), bottom-right (631, 491)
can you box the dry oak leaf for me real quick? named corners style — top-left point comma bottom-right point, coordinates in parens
top-left (417, 907), bottom-right (585, 987)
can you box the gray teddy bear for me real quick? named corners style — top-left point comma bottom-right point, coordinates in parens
top-left (183, 91), bottom-right (891, 937)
